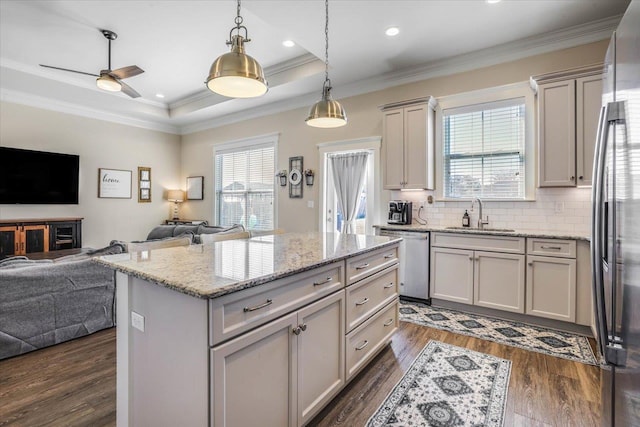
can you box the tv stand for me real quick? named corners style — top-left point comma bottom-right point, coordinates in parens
top-left (0, 218), bottom-right (83, 259)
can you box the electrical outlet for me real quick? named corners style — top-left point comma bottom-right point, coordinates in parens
top-left (307, 200), bottom-right (314, 208)
top-left (131, 311), bottom-right (145, 332)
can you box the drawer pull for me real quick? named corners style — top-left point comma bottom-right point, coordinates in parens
top-left (355, 340), bottom-right (369, 351)
top-left (383, 318), bottom-right (394, 327)
top-left (299, 323), bottom-right (307, 332)
top-left (313, 277), bottom-right (333, 286)
top-left (383, 254), bottom-right (395, 259)
top-left (384, 282), bottom-right (394, 289)
top-left (243, 299), bottom-right (273, 313)
top-left (355, 263), bottom-right (371, 270)
top-left (540, 245), bottom-right (562, 250)
top-left (355, 297), bottom-right (370, 306)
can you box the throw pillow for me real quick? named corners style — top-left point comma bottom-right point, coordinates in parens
top-left (146, 225), bottom-right (177, 240)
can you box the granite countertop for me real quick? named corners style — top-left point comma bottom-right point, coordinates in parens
top-left (95, 232), bottom-right (401, 299)
top-left (373, 224), bottom-right (590, 241)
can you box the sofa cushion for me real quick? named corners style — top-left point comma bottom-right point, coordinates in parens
top-left (128, 236), bottom-right (192, 252)
top-left (197, 224), bottom-right (245, 235)
top-left (173, 225), bottom-right (200, 237)
top-left (146, 225), bottom-right (177, 240)
top-left (0, 258), bottom-right (54, 270)
top-left (53, 242), bottom-right (126, 263)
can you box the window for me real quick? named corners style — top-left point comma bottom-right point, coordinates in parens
top-left (436, 83), bottom-right (535, 200)
top-left (214, 136), bottom-right (276, 230)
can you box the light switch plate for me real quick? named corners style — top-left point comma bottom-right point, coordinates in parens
top-left (307, 200), bottom-right (314, 208)
top-left (131, 311), bottom-right (145, 332)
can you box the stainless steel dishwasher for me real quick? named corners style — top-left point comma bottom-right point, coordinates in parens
top-left (378, 229), bottom-right (430, 303)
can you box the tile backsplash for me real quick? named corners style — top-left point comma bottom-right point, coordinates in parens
top-left (393, 187), bottom-right (592, 235)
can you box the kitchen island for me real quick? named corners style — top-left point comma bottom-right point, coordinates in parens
top-left (96, 232), bottom-right (401, 427)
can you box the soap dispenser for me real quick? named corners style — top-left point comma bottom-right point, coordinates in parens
top-left (462, 210), bottom-right (470, 227)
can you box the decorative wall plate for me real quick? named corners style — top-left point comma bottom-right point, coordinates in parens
top-left (289, 156), bottom-right (303, 198)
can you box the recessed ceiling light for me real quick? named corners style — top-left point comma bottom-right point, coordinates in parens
top-left (385, 27), bottom-right (400, 37)
top-left (282, 40), bottom-right (295, 47)
top-left (486, 0), bottom-right (501, 3)
top-left (155, 93), bottom-right (165, 99)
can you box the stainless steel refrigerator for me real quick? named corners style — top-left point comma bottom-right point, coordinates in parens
top-left (591, 1), bottom-right (640, 425)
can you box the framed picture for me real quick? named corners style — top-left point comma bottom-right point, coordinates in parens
top-left (98, 168), bottom-right (132, 199)
top-left (187, 176), bottom-right (204, 200)
top-left (289, 156), bottom-right (303, 198)
top-left (138, 167), bottom-right (152, 203)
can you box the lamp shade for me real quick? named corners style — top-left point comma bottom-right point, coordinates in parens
top-left (306, 86), bottom-right (347, 128)
top-left (206, 35), bottom-right (268, 98)
top-left (96, 74), bottom-right (121, 92)
top-left (167, 190), bottom-right (185, 202)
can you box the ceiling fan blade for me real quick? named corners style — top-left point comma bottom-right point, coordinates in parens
top-left (118, 80), bottom-right (141, 98)
top-left (109, 65), bottom-right (144, 80)
top-left (39, 64), bottom-right (99, 77)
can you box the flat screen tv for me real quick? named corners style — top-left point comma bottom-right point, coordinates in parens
top-left (0, 147), bottom-right (80, 204)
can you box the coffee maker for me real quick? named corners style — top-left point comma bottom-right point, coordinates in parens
top-left (388, 201), bottom-right (413, 225)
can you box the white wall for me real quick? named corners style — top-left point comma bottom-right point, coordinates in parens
top-left (180, 40), bottom-right (609, 233)
top-left (0, 102), bottom-right (182, 247)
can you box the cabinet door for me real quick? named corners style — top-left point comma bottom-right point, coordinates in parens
top-left (576, 75), bottom-right (603, 186)
top-left (23, 225), bottom-right (49, 254)
top-left (297, 291), bottom-right (345, 426)
top-left (212, 312), bottom-right (298, 427)
top-left (383, 109), bottom-right (405, 189)
top-left (474, 251), bottom-right (525, 313)
top-left (538, 80), bottom-right (576, 187)
top-left (526, 255), bottom-right (576, 322)
top-left (0, 226), bottom-right (20, 258)
top-left (404, 105), bottom-right (428, 189)
top-left (430, 247), bottom-right (474, 304)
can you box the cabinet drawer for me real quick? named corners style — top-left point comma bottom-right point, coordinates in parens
top-left (346, 266), bottom-right (398, 332)
top-left (346, 299), bottom-right (398, 381)
top-left (527, 238), bottom-right (576, 258)
top-left (432, 233), bottom-right (525, 254)
top-left (346, 244), bottom-right (399, 285)
top-left (209, 261), bottom-right (344, 345)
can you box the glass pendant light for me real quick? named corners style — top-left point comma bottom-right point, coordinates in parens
top-left (205, 0), bottom-right (268, 98)
top-left (306, 0), bottom-right (347, 128)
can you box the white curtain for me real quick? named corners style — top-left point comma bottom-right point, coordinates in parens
top-left (330, 151), bottom-right (369, 233)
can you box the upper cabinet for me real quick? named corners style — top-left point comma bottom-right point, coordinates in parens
top-left (380, 97), bottom-right (436, 190)
top-left (532, 64), bottom-right (603, 187)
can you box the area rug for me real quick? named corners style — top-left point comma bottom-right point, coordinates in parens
top-left (400, 301), bottom-right (598, 365)
top-left (367, 340), bottom-right (511, 427)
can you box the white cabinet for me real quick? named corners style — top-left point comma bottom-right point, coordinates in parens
top-left (533, 65), bottom-right (603, 187)
top-left (381, 97), bottom-right (436, 190)
top-left (212, 290), bottom-right (345, 427)
top-left (431, 246), bottom-right (474, 304)
top-left (431, 233), bottom-right (525, 313)
top-left (525, 238), bottom-right (577, 322)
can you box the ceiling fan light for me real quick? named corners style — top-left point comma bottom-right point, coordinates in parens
top-left (306, 86), bottom-right (347, 128)
top-left (206, 35), bottom-right (268, 98)
top-left (96, 74), bottom-right (121, 92)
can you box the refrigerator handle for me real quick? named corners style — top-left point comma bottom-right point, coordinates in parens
top-left (591, 103), bottom-right (610, 358)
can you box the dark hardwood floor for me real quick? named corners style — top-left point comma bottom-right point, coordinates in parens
top-left (0, 322), bottom-right (600, 426)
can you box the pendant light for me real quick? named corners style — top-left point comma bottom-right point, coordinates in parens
top-left (205, 0), bottom-right (268, 98)
top-left (306, 0), bottom-right (347, 128)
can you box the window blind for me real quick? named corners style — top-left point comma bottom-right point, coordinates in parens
top-left (215, 143), bottom-right (275, 230)
top-left (443, 98), bottom-right (526, 199)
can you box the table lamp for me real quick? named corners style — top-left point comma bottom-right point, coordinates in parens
top-left (167, 190), bottom-right (185, 220)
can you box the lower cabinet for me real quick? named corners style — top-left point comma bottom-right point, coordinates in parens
top-left (431, 245), bottom-right (525, 313)
top-left (526, 255), bottom-right (577, 322)
top-left (0, 225), bottom-right (49, 257)
top-left (211, 290), bottom-right (345, 427)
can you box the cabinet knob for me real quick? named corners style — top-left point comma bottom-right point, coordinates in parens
top-left (469, 256), bottom-right (473, 261)
top-left (292, 327), bottom-right (301, 335)
top-left (571, 176), bottom-right (575, 180)
top-left (528, 262), bottom-right (533, 266)
top-left (299, 323), bottom-right (307, 332)
top-left (579, 176), bottom-right (584, 180)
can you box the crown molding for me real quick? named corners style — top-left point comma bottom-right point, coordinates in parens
top-left (180, 14), bottom-right (620, 135)
top-left (1, 88), bottom-right (180, 134)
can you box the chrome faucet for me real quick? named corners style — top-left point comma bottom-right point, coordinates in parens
top-left (471, 198), bottom-right (490, 229)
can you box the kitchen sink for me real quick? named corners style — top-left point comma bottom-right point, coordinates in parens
top-left (445, 226), bottom-right (516, 233)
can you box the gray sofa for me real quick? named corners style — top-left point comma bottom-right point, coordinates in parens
top-left (0, 243), bottom-right (125, 360)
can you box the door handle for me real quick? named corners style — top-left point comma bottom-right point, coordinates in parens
top-left (243, 299), bottom-right (273, 313)
top-left (313, 277), bottom-right (333, 286)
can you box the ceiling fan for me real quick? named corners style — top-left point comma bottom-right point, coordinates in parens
top-left (40, 29), bottom-right (144, 98)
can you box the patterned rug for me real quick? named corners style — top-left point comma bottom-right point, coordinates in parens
top-left (367, 340), bottom-right (511, 427)
top-left (400, 301), bottom-right (598, 365)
